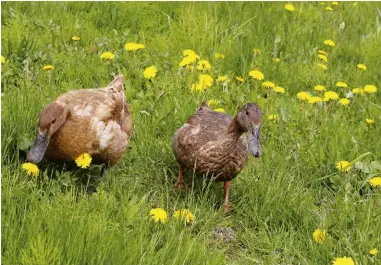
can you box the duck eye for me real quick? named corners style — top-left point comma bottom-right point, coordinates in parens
top-left (51, 119), bottom-right (56, 124)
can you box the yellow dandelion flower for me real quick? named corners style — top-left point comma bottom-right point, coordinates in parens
top-left (199, 74), bottom-right (214, 88)
top-left (332, 1), bottom-right (339, 6)
top-left (143, 66), bottom-right (158, 80)
top-left (357, 64), bottom-right (367, 70)
top-left (273, 58), bottom-right (281, 62)
top-left (339, 98), bottom-right (350, 106)
top-left (365, 119), bottom-right (375, 125)
top-left (323, 91), bottom-right (339, 101)
top-left (75, 153), bottom-right (92, 169)
top-left (313, 228), bottom-right (327, 244)
top-left (352, 88), bottom-right (365, 95)
top-left (332, 257), bottom-right (355, 265)
top-left (125, 42), bottom-right (145, 51)
top-left (191, 83), bottom-right (202, 92)
top-left (325, 6), bottom-right (333, 11)
top-left (273, 86), bottom-right (285, 94)
top-left (150, 208), bottom-right (168, 224)
top-left (235, 76), bottom-right (245, 83)
top-left (308, 96), bottom-right (323, 104)
top-left (253, 48), bottom-right (261, 55)
top-left (249, 69), bottom-right (264, 80)
top-left (197, 60), bottom-right (211, 71)
top-left (285, 4), bottom-right (296, 12)
top-left (364, 85), bottom-right (377, 94)
top-left (336, 81), bottom-right (348, 88)
top-left (336, 160), bottom-right (351, 172)
top-left (22, 163), bottom-right (39, 177)
top-left (297, 91), bottom-right (311, 101)
top-left (262, 81), bottom-right (275, 88)
top-left (100, 52), bottom-right (115, 60)
top-left (216, 75), bottom-right (230, 83)
top-left (1, 55), bottom-right (5, 64)
top-left (173, 209), bottom-right (195, 223)
top-left (318, 50), bottom-right (328, 56)
top-left (215, 53), bottom-right (225, 59)
top-left (314, 85), bottom-right (326, 92)
top-left (317, 63), bottom-right (328, 70)
top-left (43, 65), bottom-right (54, 71)
top-left (179, 55), bottom-right (198, 67)
top-left (268, 114), bottom-right (280, 121)
top-left (318, 54), bottom-right (328, 62)
top-left (207, 99), bottom-right (220, 106)
top-left (71, 36), bottom-right (80, 41)
top-left (214, 108), bottom-right (226, 113)
top-left (324, 39), bottom-right (336, 47)
top-left (369, 177), bottom-right (381, 187)
top-left (370, 248), bottom-right (379, 256)
top-left (183, 49), bottom-right (199, 58)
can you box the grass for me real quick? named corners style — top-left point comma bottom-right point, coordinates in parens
top-left (1, 1), bottom-right (381, 264)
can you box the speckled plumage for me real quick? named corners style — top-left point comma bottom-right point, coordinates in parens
top-left (172, 103), bottom-right (249, 182)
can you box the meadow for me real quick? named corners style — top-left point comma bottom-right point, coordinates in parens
top-left (1, 1), bottom-right (381, 264)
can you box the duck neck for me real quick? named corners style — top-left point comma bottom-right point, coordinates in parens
top-left (227, 116), bottom-right (245, 140)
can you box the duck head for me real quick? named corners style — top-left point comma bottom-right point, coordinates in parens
top-left (236, 103), bottom-right (263, 158)
top-left (27, 102), bottom-right (70, 163)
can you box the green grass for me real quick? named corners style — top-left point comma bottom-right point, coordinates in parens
top-left (2, 2), bottom-right (381, 264)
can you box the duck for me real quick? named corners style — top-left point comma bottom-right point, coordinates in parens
top-left (172, 101), bottom-right (262, 213)
top-left (27, 74), bottom-right (133, 178)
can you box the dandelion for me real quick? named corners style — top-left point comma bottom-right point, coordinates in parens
top-left (214, 108), bottom-right (226, 113)
top-left (325, 6), bottom-right (333, 11)
top-left (207, 99), bottom-right (220, 106)
top-left (179, 56), bottom-right (197, 67)
top-left (125, 42), bottom-right (145, 51)
top-left (71, 36), bottom-right (80, 41)
top-left (100, 52), bottom-right (115, 60)
top-left (364, 85), bottom-right (377, 94)
top-left (43, 65), bottom-right (54, 71)
top-left (216, 75), bottom-right (230, 83)
top-left (332, 1), bottom-right (339, 6)
top-left (318, 63), bottom-right (328, 70)
top-left (336, 82), bottom-right (348, 88)
top-left (253, 48), bottom-right (261, 55)
top-left (313, 228), bottom-right (327, 244)
top-left (369, 177), bottom-right (381, 188)
top-left (75, 153), bottom-right (92, 169)
top-left (323, 91), bottom-right (339, 101)
top-left (336, 160), bottom-right (351, 172)
top-left (215, 53), bottom-right (225, 59)
top-left (249, 69), bottom-right (264, 80)
top-left (324, 39), bottom-right (336, 47)
top-left (173, 209), bottom-right (195, 223)
top-left (22, 163), bottom-right (39, 177)
top-left (339, 98), bottom-right (350, 106)
top-left (314, 85), bottom-right (326, 92)
top-left (150, 208), bottom-right (168, 224)
top-left (332, 257), bottom-right (355, 265)
top-left (199, 74), bottom-right (214, 88)
top-left (273, 86), bottom-right (285, 94)
top-left (235, 76), bottom-right (245, 83)
top-left (308, 96), bottom-right (323, 104)
top-left (1, 55), bottom-right (5, 64)
top-left (318, 50), bottom-right (328, 55)
top-left (369, 248), bottom-right (379, 256)
top-left (197, 60), bottom-right (211, 71)
top-left (318, 54), bottom-right (328, 62)
top-left (262, 81), bottom-right (275, 88)
top-left (357, 64), bottom-right (367, 70)
top-left (183, 49), bottom-right (199, 58)
top-left (268, 114), bottom-right (280, 121)
top-left (297, 91), bottom-right (311, 101)
top-left (352, 88), bottom-right (365, 95)
top-left (143, 66), bottom-right (158, 79)
top-left (273, 58), bottom-right (280, 62)
top-left (365, 119), bottom-right (375, 125)
top-left (285, 4), bottom-right (296, 12)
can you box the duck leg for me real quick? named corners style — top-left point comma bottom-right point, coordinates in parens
top-left (100, 162), bottom-right (109, 180)
top-left (174, 165), bottom-right (187, 190)
top-left (223, 181), bottom-right (231, 213)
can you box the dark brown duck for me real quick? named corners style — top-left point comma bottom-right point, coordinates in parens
top-left (172, 101), bottom-right (262, 212)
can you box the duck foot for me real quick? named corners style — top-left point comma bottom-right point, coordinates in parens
top-left (174, 164), bottom-right (187, 191)
top-left (100, 162), bottom-right (109, 180)
top-left (174, 181), bottom-right (188, 191)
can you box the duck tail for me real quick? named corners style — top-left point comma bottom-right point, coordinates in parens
top-left (108, 74), bottom-right (125, 92)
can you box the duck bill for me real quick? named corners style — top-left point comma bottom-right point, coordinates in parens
top-left (27, 133), bottom-right (50, 163)
top-left (248, 126), bottom-right (262, 158)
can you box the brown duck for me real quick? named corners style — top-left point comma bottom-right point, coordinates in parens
top-left (27, 74), bottom-right (133, 177)
top-left (172, 101), bottom-right (262, 212)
